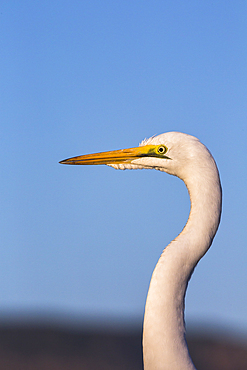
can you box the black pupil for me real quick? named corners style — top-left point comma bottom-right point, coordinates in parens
top-left (158, 146), bottom-right (164, 153)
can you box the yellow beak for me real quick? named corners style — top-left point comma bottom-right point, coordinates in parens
top-left (59, 145), bottom-right (169, 165)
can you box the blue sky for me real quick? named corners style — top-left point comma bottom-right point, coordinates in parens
top-left (1, 1), bottom-right (247, 333)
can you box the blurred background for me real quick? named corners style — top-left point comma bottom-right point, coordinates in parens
top-left (1, 1), bottom-right (247, 368)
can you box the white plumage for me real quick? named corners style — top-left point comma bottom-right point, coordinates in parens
top-left (60, 131), bottom-right (222, 370)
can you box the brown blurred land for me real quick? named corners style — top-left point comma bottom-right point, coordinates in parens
top-left (0, 323), bottom-right (246, 370)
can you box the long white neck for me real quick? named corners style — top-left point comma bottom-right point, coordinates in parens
top-left (143, 155), bottom-right (222, 370)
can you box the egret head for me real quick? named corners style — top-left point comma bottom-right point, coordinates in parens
top-left (60, 131), bottom-right (213, 181)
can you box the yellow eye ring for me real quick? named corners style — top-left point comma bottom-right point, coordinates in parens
top-left (157, 145), bottom-right (168, 155)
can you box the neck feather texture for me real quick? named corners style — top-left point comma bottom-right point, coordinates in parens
top-left (143, 155), bottom-right (222, 370)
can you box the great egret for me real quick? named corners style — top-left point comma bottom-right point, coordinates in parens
top-left (60, 132), bottom-right (222, 370)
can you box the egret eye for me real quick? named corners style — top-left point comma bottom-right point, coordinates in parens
top-left (157, 145), bottom-right (167, 155)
